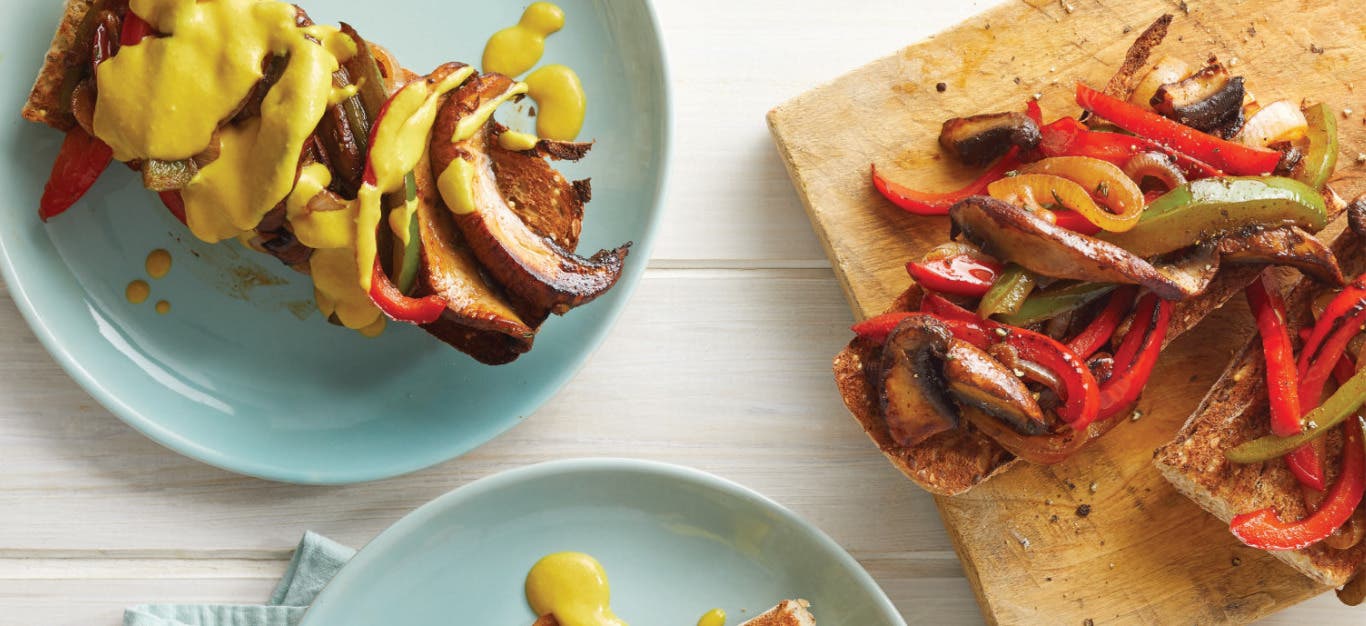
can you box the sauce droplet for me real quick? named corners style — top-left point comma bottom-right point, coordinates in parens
top-left (697, 608), bottom-right (726, 626)
top-left (155, 300), bottom-right (171, 315)
top-left (146, 248), bottom-right (173, 279)
top-left (526, 552), bottom-right (628, 626)
top-left (525, 64), bottom-right (585, 141)
top-left (126, 280), bottom-right (150, 304)
top-left (482, 2), bottom-right (565, 77)
top-left (499, 130), bottom-right (541, 152)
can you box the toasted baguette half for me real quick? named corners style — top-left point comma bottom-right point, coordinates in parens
top-left (22, 0), bottom-right (96, 131)
top-left (836, 193), bottom-right (1347, 496)
top-left (739, 600), bottom-right (816, 626)
top-left (1155, 220), bottom-right (1366, 587)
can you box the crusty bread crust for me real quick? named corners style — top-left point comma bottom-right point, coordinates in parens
top-left (1156, 221), bottom-right (1366, 587)
top-left (739, 599), bottom-right (815, 626)
top-left (22, 0), bottom-right (98, 131)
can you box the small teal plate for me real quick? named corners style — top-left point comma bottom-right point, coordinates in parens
top-left (302, 459), bottom-right (906, 625)
top-left (0, 1), bottom-right (669, 483)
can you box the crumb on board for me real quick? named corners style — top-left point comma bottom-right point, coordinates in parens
top-left (1232, 556), bottom-right (1242, 566)
top-left (936, 82), bottom-right (947, 93)
top-left (1310, 43), bottom-right (1325, 54)
top-left (1076, 504), bottom-right (1092, 517)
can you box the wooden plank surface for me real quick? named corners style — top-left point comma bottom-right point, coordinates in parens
top-left (768, 0), bottom-right (1366, 623)
top-left (4, 0), bottom-right (1366, 624)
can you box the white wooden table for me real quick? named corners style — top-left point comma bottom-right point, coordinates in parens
top-left (0, 1), bottom-right (1357, 623)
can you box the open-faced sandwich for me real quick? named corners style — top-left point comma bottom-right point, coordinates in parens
top-left (837, 14), bottom-right (1348, 495)
top-left (23, 0), bottom-right (629, 365)
top-left (1157, 201), bottom-right (1366, 602)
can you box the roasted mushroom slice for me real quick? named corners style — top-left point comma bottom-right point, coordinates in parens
top-left (413, 152), bottom-right (536, 363)
top-left (938, 112), bottom-right (1041, 167)
top-left (431, 73), bottom-right (630, 314)
top-left (943, 339), bottom-right (1048, 436)
top-left (879, 314), bottom-right (960, 447)
top-left (948, 196), bottom-right (1212, 300)
top-left (1151, 62), bottom-right (1244, 134)
top-left (1217, 225), bottom-right (1344, 284)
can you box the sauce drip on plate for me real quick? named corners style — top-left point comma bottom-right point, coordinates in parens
top-left (526, 552), bottom-right (628, 626)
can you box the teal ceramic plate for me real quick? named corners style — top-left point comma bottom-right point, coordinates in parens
top-left (0, 1), bottom-right (669, 483)
top-left (302, 459), bottom-right (906, 625)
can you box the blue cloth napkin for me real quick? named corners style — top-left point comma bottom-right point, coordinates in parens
top-left (124, 532), bottom-right (355, 626)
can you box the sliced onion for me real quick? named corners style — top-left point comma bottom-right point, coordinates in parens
top-left (1129, 56), bottom-right (1193, 110)
top-left (919, 241), bottom-right (996, 264)
top-left (1122, 152), bottom-right (1187, 191)
top-left (1237, 100), bottom-right (1309, 148)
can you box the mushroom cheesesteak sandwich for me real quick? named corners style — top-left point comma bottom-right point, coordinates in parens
top-left (838, 14), bottom-right (1351, 496)
top-left (22, 0), bottom-right (630, 365)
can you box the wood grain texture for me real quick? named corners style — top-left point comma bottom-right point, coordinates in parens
top-left (768, 0), bottom-right (1366, 624)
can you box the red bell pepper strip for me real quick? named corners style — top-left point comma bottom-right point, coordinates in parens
top-left (90, 15), bottom-right (116, 75)
top-left (1248, 277), bottom-right (1303, 437)
top-left (1037, 116), bottom-right (1223, 180)
top-left (920, 293), bottom-right (1100, 429)
top-left (367, 258), bottom-right (446, 324)
top-left (1025, 99), bottom-right (1043, 125)
top-left (1299, 276), bottom-right (1366, 407)
top-left (1249, 276), bottom-right (1325, 490)
top-left (1097, 293), bottom-right (1171, 420)
top-left (1066, 285), bottom-right (1138, 359)
top-left (1230, 418), bottom-right (1366, 551)
top-left (871, 147), bottom-right (1020, 216)
top-left (905, 255), bottom-right (1001, 297)
top-left (39, 126), bottom-right (114, 221)
top-left (1075, 83), bottom-right (1282, 176)
top-left (158, 190), bottom-right (186, 224)
top-left (120, 10), bottom-right (154, 46)
top-left (1050, 209), bottom-right (1102, 236)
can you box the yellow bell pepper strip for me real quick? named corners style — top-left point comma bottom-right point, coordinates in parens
top-left (1015, 156), bottom-right (1144, 232)
top-left (1230, 418), bottom-right (1365, 551)
top-left (977, 264), bottom-right (1035, 318)
top-left (1226, 365), bottom-right (1366, 463)
top-left (1098, 177), bottom-right (1328, 258)
top-left (1295, 103), bottom-right (1338, 191)
top-left (997, 282), bottom-right (1115, 327)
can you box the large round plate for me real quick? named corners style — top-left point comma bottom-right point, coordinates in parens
top-left (0, 1), bottom-right (669, 482)
top-left (302, 459), bottom-right (906, 625)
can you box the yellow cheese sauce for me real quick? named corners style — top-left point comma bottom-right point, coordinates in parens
top-left (145, 249), bottom-right (172, 279)
top-left (126, 280), bottom-right (150, 304)
top-left (155, 300), bottom-right (171, 315)
top-left (498, 130), bottom-right (541, 152)
top-left (482, 2), bottom-right (565, 78)
top-left (526, 552), bottom-right (628, 626)
top-left (525, 64), bottom-right (585, 141)
top-left (697, 608), bottom-right (726, 626)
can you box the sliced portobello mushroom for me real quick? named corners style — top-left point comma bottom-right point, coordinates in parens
top-left (938, 112), bottom-right (1040, 167)
top-left (413, 150), bottom-right (536, 361)
top-left (879, 314), bottom-right (960, 447)
top-left (948, 196), bottom-right (1213, 300)
top-left (430, 73), bottom-right (630, 315)
top-left (1216, 224), bottom-right (1344, 284)
top-left (943, 339), bottom-right (1048, 436)
top-left (1151, 62), bottom-right (1245, 135)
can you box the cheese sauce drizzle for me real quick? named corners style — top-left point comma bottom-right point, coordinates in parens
top-left (525, 552), bottom-right (628, 626)
top-left (482, 2), bottom-right (564, 78)
top-left (145, 249), bottom-right (172, 279)
top-left (525, 64), bottom-right (585, 141)
top-left (697, 608), bottom-right (726, 626)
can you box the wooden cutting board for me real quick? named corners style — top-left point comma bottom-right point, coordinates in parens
top-left (768, 0), bottom-right (1366, 623)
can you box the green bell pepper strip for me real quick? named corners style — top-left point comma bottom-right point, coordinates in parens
top-left (978, 265), bottom-right (1036, 318)
top-left (996, 282), bottom-right (1115, 326)
top-left (393, 173), bottom-right (422, 295)
top-left (1225, 364), bottom-right (1366, 464)
top-left (1295, 103), bottom-right (1338, 191)
top-left (1098, 177), bottom-right (1328, 258)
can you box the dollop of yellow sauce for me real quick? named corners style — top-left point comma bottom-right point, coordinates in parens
top-left (525, 64), bottom-right (585, 141)
top-left (482, 2), bottom-right (564, 78)
top-left (525, 552), bottom-right (628, 626)
top-left (437, 81), bottom-right (529, 216)
top-left (499, 130), bottom-right (540, 152)
top-left (697, 608), bottom-right (726, 626)
top-left (145, 249), bottom-right (172, 279)
top-left (126, 280), bottom-right (150, 304)
top-left (155, 300), bottom-right (171, 315)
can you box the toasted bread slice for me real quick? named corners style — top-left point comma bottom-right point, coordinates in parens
top-left (1155, 222), bottom-right (1366, 587)
top-left (22, 0), bottom-right (96, 131)
top-left (739, 599), bottom-right (816, 626)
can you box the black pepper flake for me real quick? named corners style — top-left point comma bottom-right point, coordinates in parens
top-left (1247, 25), bottom-right (1256, 37)
top-left (1122, 25), bottom-right (1132, 34)
top-left (1065, 480), bottom-right (1077, 490)
top-left (1076, 504), bottom-right (1092, 517)
top-left (1232, 556), bottom-right (1242, 566)
top-left (1310, 43), bottom-right (1325, 54)
top-left (1045, 576), bottom-right (1053, 582)
top-left (1084, 619), bottom-right (1095, 626)
top-left (1013, 76), bottom-right (1022, 85)
top-left (1177, 0), bottom-right (1189, 14)
top-left (936, 82), bottom-right (947, 93)
top-left (1050, 514), bottom-right (1059, 523)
